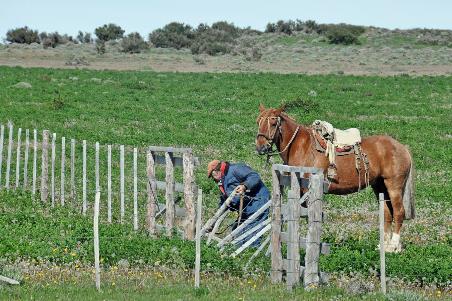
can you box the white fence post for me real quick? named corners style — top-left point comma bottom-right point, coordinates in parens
top-left (93, 190), bottom-right (101, 291)
top-left (51, 133), bottom-right (56, 207)
top-left (0, 124), bottom-right (4, 187)
top-left (32, 129), bottom-right (37, 198)
top-left (82, 140), bottom-right (87, 215)
top-left (5, 123), bottom-right (13, 190)
top-left (40, 130), bottom-right (49, 202)
top-left (15, 128), bottom-right (22, 189)
top-left (70, 139), bottom-right (76, 202)
top-left (107, 145), bottom-right (112, 223)
top-left (120, 145), bottom-right (125, 223)
top-left (61, 137), bottom-right (65, 205)
top-left (194, 188), bottom-right (202, 288)
top-left (133, 147), bottom-right (138, 231)
top-left (379, 193), bottom-right (387, 294)
top-left (23, 129), bottom-right (29, 189)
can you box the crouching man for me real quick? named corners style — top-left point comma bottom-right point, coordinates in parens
top-left (207, 160), bottom-right (270, 247)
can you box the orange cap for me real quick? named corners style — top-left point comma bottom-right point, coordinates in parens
top-left (207, 160), bottom-right (221, 178)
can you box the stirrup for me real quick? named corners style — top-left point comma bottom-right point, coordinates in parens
top-left (327, 164), bottom-right (337, 180)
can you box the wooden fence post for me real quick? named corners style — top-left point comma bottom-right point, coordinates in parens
top-left (183, 151), bottom-right (195, 240)
top-left (95, 142), bottom-right (100, 193)
top-left (133, 148), bottom-right (138, 231)
top-left (40, 130), bottom-right (49, 202)
top-left (146, 150), bottom-right (157, 236)
top-left (70, 139), bottom-right (76, 202)
top-left (51, 133), bottom-right (56, 207)
top-left (23, 129), bottom-right (29, 189)
top-left (15, 128), bottom-right (22, 189)
top-left (107, 145), bottom-right (112, 223)
top-left (270, 166), bottom-right (283, 283)
top-left (61, 137), bottom-right (65, 205)
top-left (5, 123), bottom-right (13, 190)
top-left (304, 173), bottom-right (323, 288)
top-left (165, 152), bottom-right (175, 236)
top-left (82, 140), bottom-right (87, 215)
top-left (379, 193), bottom-right (387, 294)
top-left (287, 172), bottom-right (301, 290)
top-left (93, 190), bottom-right (101, 291)
top-left (120, 145), bottom-right (125, 223)
top-left (32, 129), bottom-right (37, 197)
top-left (194, 188), bottom-right (202, 288)
top-left (0, 124), bottom-right (4, 187)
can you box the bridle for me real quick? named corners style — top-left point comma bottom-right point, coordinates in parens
top-left (256, 115), bottom-right (300, 160)
top-left (256, 116), bottom-right (282, 145)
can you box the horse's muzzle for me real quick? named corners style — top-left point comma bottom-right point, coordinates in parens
top-left (256, 144), bottom-right (271, 155)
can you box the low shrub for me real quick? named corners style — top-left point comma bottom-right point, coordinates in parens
top-left (95, 23), bottom-right (125, 42)
top-left (121, 32), bottom-right (148, 53)
top-left (6, 26), bottom-right (40, 44)
top-left (149, 22), bottom-right (194, 49)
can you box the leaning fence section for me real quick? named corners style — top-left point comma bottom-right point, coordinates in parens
top-left (270, 164), bottom-right (330, 290)
top-left (0, 122), bottom-right (199, 240)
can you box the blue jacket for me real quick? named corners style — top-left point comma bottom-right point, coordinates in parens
top-left (218, 163), bottom-right (270, 219)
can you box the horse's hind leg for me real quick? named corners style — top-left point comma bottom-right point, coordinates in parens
top-left (384, 177), bottom-right (406, 253)
top-left (371, 179), bottom-right (392, 251)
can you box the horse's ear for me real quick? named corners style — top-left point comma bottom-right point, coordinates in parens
top-left (259, 103), bottom-right (266, 112)
top-left (275, 104), bottom-right (286, 115)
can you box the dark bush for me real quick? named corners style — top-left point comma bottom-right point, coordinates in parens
top-left (39, 32), bottom-right (74, 48)
top-left (95, 23), bottom-right (125, 42)
top-left (149, 22), bottom-right (194, 49)
top-left (265, 20), bottom-right (295, 35)
top-left (121, 32), bottom-right (148, 53)
top-left (323, 24), bottom-right (365, 45)
top-left (77, 31), bottom-right (93, 43)
top-left (265, 23), bottom-right (277, 33)
top-left (95, 40), bottom-right (106, 54)
top-left (190, 28), bottom-right (235, 55)
top-left (211, 21), bottom-right (240, 37)
top-left (6, 26), bottom-right (40, 44)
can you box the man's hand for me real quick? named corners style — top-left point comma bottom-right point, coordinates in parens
top-left (236, 184), bottom-right (246, 194)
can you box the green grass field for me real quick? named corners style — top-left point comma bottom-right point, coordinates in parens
top-left (0, 66), bottom-right (451, 299)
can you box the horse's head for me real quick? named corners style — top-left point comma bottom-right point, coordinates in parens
top-left (255, 104), bottom-right (285, 155)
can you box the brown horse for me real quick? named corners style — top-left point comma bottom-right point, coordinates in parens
top-left (255, 104), bottom-right (415, 252)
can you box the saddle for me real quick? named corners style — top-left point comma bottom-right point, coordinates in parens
top-left (312, 120), bottom-right (368, 185)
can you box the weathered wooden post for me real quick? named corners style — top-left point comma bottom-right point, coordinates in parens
top-left (70, 139), bottom-right (76, 202)
top-left (120, 145), bottom-right (125, 223)
top-left (133, 148), bottom-right (138, 231)
top-left (5, 123), bottom-right (13, 190)
top-left (23, 129), bottom-right (30, 189)
top-left (304, 173), bottom-right (323, 288)
top-left (0, 124), bottom-right (4, 187)
top-left (165, 152), bottom-right (175, 236)
top-left (107, 145), bottom-right (112, 223)
top-left (286, 171), bottom-right (301, 290)
top-left (93, 190), bottom-right (101, 291)
top-left (32, 129), bottom-right (37, 197)
top-left (51, 133), bottom-right (56, 207)
top-left (270, 166), bottom-right (283, 283)
top-left (61, 137), bottom-right (65, 205)
top-left (183, 151), bottom-right (196, 240)
top-left (379, 193), bottom-right (387, 294)
top-left (40, 130), bottom-right (49, 202)
top-left (15, 128), bottom-right (22, 189)
top-left (194, 188), bottom-right (202, 288)
top-left (146, 150), bottom-right (157, 236)
top-left (82, 140), bottom-right (87, 215)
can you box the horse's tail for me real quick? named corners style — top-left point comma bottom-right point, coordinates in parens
top-left (403, 151), bottom-right (415, 220)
